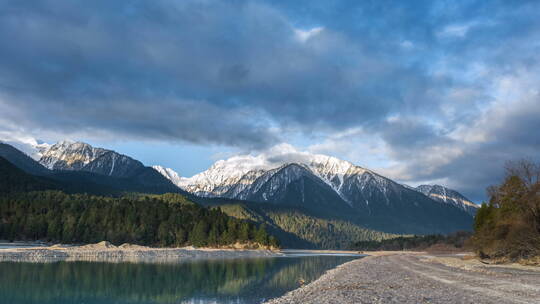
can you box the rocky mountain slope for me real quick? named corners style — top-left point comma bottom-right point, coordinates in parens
top-left (416, 184), bottom-right (479, 215)
top-left (39, 141), bottom-right (145, 178)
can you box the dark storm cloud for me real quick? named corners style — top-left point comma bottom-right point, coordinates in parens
top-left (0, 0), bottom-right (447, 145)
top-left (0, 0), bottom-right (539, 200)
top-left (380, 93), bottom-right (540, 202)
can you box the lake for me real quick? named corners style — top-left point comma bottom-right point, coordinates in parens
top-left (0, 251), bottom-right (362, 304)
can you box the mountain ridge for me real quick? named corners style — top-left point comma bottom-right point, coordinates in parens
top-left (155, 147), bottom-right (475, 234)
top-left (38, 141), bottom-right (146, 178)
top-left (416, 184), bottom-right (478, 215)
top-left (157, 149), bottom-right (476, 211)
top-left (0, 142), bottom-right (182, 195)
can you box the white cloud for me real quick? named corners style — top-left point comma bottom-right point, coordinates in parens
top-left (294, 26), bottom-right (324, 42)
top-left (0, 131), bottom-right (46, 159)
top-left (400, 40), bottom-right (414, 49)
top-left (440, 24), bottom-right (470, 37)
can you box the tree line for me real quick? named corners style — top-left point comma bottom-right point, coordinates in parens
top-left (349, 231), bottom-right (472, 251)
top-left (0, 191), bottom-right (279, 248)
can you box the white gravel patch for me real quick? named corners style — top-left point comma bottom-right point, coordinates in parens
top-left (264, 253), bottom-right (540, 304)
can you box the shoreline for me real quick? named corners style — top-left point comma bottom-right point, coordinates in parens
top-left (264, 251), bottom-right (540, 304)
top-left (0, 241), bottom-right (282, 263)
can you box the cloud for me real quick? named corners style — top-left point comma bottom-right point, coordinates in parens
top-left (437, 23), bottom-right (473, 38)
top-left (294, 26), bottom-right (324, 42)
top-left (1, 0), bottom-right (539, 201)
top-left (0, 0), bottom-right (447, 147)
top-left (372, 67), bottom-right (540, 201)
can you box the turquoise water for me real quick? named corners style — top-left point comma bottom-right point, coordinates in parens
top-left (0, 253), bottom-right (360, 304)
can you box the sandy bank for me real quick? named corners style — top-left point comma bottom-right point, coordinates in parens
top-left (0, 241), bottom-right (282, 263)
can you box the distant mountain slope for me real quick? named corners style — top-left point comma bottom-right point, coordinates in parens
top-left (0, 157), bottom-right (58, 193)
top-left (240, 164), bottom-right (353, 215)
top-left (37, 141), bottom-right (183, 193)
top-left (198, 198), bottom-right (398, 249)
top-left (416, 184), bottom-right (479, 215)
top-left (159, 150), bottom-right (474, 235)
top-left (0, 143), bottom-right (50, 176)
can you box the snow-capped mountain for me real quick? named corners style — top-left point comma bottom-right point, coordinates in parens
top-left (174, 148), bottom-right (374, 204)
top-left (167, 148), bottom-right (413, 210)
top-left (39, 141), bottom-right (109, 170)
top-left (156, 145), bottom-right (474, 234)
top-left (416, 184), bottom-right (478, 215)
top-left (1, 141), bottom-right (183, 194)
top-left (38, 141), bottom-right (145, 178)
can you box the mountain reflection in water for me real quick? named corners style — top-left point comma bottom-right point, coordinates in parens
top-left (0, 254), bottom-right (361, 304)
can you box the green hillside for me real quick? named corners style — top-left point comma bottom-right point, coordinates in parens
top-left (215, 202), bottom-right (398, 249)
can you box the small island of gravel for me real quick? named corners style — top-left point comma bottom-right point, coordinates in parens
top-left (0, 241), bottom-right (282, 263)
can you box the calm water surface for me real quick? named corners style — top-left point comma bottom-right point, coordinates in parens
top-left (0, 252), bottom-right (361, 304)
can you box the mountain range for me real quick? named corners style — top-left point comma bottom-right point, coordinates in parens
top-left (0, 140), bottom-right (478, 248)
top-left (153, 148), bottom-right (477, 234)
top-left (152, 149), bottom-right (477, 215)
top-left (0, 141), bottom-right (181, 195)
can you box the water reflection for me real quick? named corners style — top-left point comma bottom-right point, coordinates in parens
top-left (0, 255), bottom-right (359, 304)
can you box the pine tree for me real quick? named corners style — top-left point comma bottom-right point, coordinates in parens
top-left (190, 220), bottom-right (209, 247)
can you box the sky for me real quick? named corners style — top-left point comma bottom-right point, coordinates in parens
top-left (0, 0), bottom-right (539, 202)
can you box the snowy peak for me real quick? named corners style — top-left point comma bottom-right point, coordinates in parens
top-left (175, 151), bottom-right (281, 197)
top-left (152, 165), bottom-right (184, 187)
top-left (308, 154), bottom-right (366, 177)
top-left (275, 163), bottom-right (313, 179)
top-left (173, 145), bottom-right (374, 201)
top-left (416, 184), bottom-right (478, 215)
top-left (31, 141), bottom-right (52, 160)
top-left (39, 141), bottom-right (109, 170)
top-left (38, 141), bottom-right (143, 178)
top-left (159, 145), bottom-right (414, 209)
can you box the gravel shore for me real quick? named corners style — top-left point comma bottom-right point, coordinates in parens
top-left (265, 252), bottom-right (540, 304)
top-left (0, 241), bottom-right (281, 263)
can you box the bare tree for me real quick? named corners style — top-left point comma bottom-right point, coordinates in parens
top-left (505, 159), bottom-right (540, 188)
top-left (505, 159), bottom-right (540, 232)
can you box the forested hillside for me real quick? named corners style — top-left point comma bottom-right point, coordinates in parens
top-left (213, 202), bottom-right (398, 249)
top-left (0, 157), bottom-right (59, 193)
top-left (350, 231), bottom-right (472, 251)
top-left (0, 191), bottom-right (278, 248)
